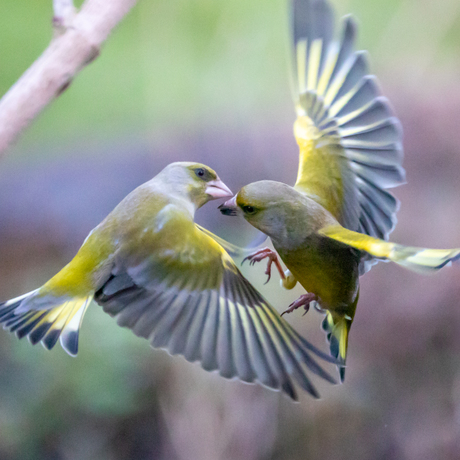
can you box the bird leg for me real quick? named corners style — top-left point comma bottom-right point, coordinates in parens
top-left (242, 248), bottom-right (286, 284)
top-left (281, 293), bottom-right (318, 317)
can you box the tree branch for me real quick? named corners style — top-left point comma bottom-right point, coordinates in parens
top-left (53, 0), bottom-right (76, 31)
top-left (0, 0), bottom-right (139, 157)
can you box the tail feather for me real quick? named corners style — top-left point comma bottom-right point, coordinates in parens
top-left (321, 312), bottom-right (350, 382)
top-left (0, 292), bottom-right (92, 356)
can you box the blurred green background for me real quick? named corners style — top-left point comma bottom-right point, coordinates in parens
top-left (1, 0), bottom-right (460, 459)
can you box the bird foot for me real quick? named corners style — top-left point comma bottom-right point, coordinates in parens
top-left (242, 247), bottom-right (285, 284)
top-left (281, 293), bottom-right (318, 317)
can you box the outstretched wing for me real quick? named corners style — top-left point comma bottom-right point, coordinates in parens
top-left (291, 0), bottom-right (405, 241)
top-left (95, 221), bottom-right (336, 400)
top-left (195, 224), bottom-right (266, 257)
top-left (319, 225), bottom-right (460, 273)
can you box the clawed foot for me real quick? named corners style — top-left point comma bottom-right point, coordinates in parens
top-left (281, 293), bottom-right (318, 317)
top-left (242, 247), bottom-right (286, 284)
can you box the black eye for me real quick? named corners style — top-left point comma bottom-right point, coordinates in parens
top-left (195, 168), bottom-right (205, 178)
top-left (242, 205), bottom-right (256, 214)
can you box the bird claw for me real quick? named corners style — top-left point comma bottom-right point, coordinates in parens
top-left (281, 293), bottom-right (317, 317)
top-left (242, 247), bottom-right (285, 284)
top-left (264, 268), bottom-right (272, 285)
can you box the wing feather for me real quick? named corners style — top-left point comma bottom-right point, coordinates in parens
top-left (182, 291), bottom-right (212, 363)
top-left (94, 224), bottom-right (336, 400)
top-left (252, 306), bottom-right (319, 397)
top-left (291, 0), bottom-right (404, 243)
top-left (230, 303), bottom-right (256, 383)
top-left (200, 290), bottom-right (220, 372)
top-left (320, 224), bottom-right (460, 274)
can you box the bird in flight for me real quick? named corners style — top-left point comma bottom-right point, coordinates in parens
top-left (0, 162), bottom-right (336, 401)
top-left (219, 0), bottom-right (460, 381)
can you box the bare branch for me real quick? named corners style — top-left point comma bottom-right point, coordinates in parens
top-left (53, 0), bottom-right (76, 32)
top-left (0, 0), bottom-right (139, 157)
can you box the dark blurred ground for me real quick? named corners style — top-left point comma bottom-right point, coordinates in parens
top-left (2, 0), bottom-right (460, 458)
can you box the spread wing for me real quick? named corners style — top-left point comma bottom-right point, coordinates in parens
top-left (95, 221), bottom-right (336, 400)
top-left (195, 224), bottom-right (265, 257)
top-left (291, 0), bottom-right (405, 241)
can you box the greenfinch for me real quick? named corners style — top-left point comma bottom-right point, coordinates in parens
top-left (219, 0), bottom-right (460, 381)
top-left (0, 162), bottom-right (336, 400)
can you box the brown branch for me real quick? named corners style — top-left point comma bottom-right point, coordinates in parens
top-left (0, 0), bottom-right (139, 157)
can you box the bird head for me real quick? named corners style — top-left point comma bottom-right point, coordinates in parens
top-left (159, 162), bottom-right (233, 209)
top-left (219, 180), bottom-right (298, 239)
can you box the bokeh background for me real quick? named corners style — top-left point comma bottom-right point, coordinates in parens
top-left (1, 0), bottom-right (460, 459)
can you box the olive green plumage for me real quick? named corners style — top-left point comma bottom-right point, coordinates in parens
top-left (220, 0), bottom-right (460, 381)
top-left (0, 162), bottom-right (337, 401)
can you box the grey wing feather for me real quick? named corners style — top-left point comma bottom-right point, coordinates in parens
top-left (94, 264), bottom-right (337, 401)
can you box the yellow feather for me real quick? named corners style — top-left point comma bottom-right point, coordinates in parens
top-left (307, 39), bottom-right (323, 91)
top-left (327, 85), bottom-right (356, 118)
top-left (317, 46), bottom-right (338, 96)
top-left (320, 225), bottom-right (460, 273)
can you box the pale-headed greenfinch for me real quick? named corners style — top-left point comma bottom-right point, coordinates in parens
top-left (219, 0), bottom-right (460, 381)
top-left (0, 162), bottom-right (337, 400)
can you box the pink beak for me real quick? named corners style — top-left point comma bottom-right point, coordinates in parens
top-left (205, 178), bottom-right (233, 200)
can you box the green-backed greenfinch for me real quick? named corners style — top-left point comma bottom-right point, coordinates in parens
top-left (219, 0), bottom-right (460, 381)
top-left (0, 162), bottom-right (336, 400)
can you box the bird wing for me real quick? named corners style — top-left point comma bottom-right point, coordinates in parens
top-left (291, 0), bottom-right (405, 241)
top-left (94, 214), bottom-right (336, 400)
top-left (319, 225), bottom-right (460, 273)
top-left (195, 224), bottom-right (263, 257)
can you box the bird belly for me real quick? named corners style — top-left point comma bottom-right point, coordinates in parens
top-left (275, 236), bottom-right (360, 311)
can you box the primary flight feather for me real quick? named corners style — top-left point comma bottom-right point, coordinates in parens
top-left (219, 0), bottom-right (460, 381)
top-left (0, 162), bottom-right (337, 401)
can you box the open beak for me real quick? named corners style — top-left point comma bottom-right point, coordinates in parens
top-left (205, 178), bottom-right (233, 200)
top-left (218, 195), bottom-right (238, 216)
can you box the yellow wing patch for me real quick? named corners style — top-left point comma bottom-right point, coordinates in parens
top-left (320, 225), bottom-right (460, 273)
top-left (291, 0), bottom-right (404, 239)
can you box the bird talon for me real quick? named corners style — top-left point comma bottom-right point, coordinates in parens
top-left (264, 272), bottom-right (271, 284)
top-left (241, 247), bottom-right (286, 283)
top-left (281, 293), bottom-right (317, 317)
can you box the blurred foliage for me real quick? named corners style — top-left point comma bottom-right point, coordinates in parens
top-left (2, 0), bottom-right (460, 157)
top-left (1, 0), bottom-right (460, 459)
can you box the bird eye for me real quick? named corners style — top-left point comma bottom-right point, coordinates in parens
top-left (242, 205), bottom-right (256, 214)
top-left (195, 168), bottom-right (206, 179)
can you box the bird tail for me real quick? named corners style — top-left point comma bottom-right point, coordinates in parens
top-left (291, 0), bottom-right (405, 241)
top-left (321, 311), bottom-right (352, 382)
top-left (320, 225), bottom-right (460, 273)
top-left (0, 291), bottom-right (92, 356)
